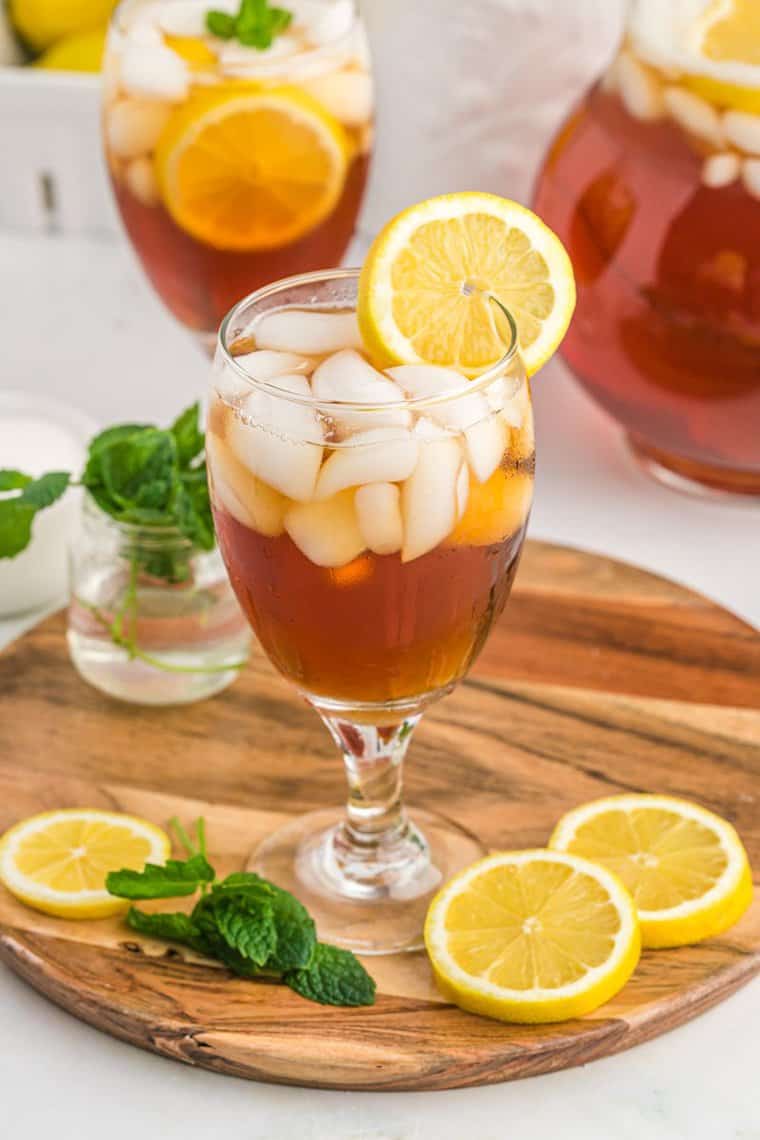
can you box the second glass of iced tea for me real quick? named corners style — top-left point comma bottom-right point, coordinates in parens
top-left (103, 0), bottom-right (373, 350)
top-left (207, 269), bottom-right (534, 953)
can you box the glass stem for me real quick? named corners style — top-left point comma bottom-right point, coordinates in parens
top-left (312, 711), bottom-right (431, 894)
top-left (322, 713), bottom-right (420, 848)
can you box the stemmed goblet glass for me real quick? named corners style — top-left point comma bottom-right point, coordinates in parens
top-left (206, 268), bottom-right (534, 953)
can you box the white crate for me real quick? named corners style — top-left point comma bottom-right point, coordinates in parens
top-left (0, 68), bottom-right (119, 235)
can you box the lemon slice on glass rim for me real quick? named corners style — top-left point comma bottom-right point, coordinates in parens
top-left (550, 795), bottom-right (753, 949)
top-left (358, 192), bottom-right (576, 377)
top-left (0, 809), bottom-right (171, 919)
top-left (424, 849), bottom-right (640, 1023)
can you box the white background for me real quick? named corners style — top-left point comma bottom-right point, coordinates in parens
top-left (1, 0), bottom-right (759, 1134)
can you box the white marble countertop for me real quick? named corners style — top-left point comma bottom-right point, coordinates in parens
top-left (1, 231), bottom-right (759, 1139)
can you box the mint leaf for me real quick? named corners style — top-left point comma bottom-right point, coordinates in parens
top-left (213, 893), bottom-right (277, 966)
top-left (0, 471), bottom-right (70, 558)
top-left (268, 6), bottom-right (291, 36)
top-left (170, 402), bottom-right (204, 468)
top-left (83, 421), bottom-right (148, 492)
top-left (214, 872), bottom-right (267, 891)
top-left (286, 943), bottom-right (376, 1007)
top-left (209, 875), bottom-right (279, 965)
top-left (127, 907), bottom-right (204, 948)
top-left (176, 469), bottom-right (214, 551)
top-left (87, 423), bottom-right (149, 461)
top-left (106, 854), bottom-right (215, 900)
top-left (0, 499), bottom-right (36, 559)
top-left (206, 9), bottom-right (236, 37)
top-left (207, 0), bottom-right (292, 50)
top-left (83, 424), bottom-right (148, 487)
top-left (0, 470), bottom-right (32, 491)
top-left (96, 428), bottom-right (178, 514)
top-left (220, 875), bottom-right (316, 971)
top-left (267, 888), bottom-right (316, 971)
top-left (191, 895), bottom-right (264, 976)
top-left (19, 471), bottom-right (69, 510)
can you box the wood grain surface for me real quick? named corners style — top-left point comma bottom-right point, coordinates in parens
top-left (0, 540), bottom-right (757, 1091)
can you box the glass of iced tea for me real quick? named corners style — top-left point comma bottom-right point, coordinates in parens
top-left (103, 0), bottom-right (373, 350)
top-left (534, 0), bottom-right (760, 496)
top-left (207, 268), bottom-right (534, 953)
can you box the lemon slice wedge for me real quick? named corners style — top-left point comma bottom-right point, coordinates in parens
top-left (683, 0), bottom-right (760, 112)
top-left (424, 849), bottom-right (640, 1023)
top-left (155, 85), bottom-right (350, 251)
top-left (357, 192), bottom-right (576, 377)
top-left (699, 0), bottom-right (760, 66)
top-left (550, 795), bottom-right (753, 949)
top-left (0, 809), bottom-right (171, 919)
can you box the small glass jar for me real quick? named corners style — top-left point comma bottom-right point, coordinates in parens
top-left (68, 494), bottom-right (250, 705)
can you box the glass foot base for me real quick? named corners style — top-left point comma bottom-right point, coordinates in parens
top-left (249, 808), bottom-right (484, 955)
top-left (629, 436), bottom-right (760, 500)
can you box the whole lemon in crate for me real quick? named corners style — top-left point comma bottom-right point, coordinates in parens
top-left (35, 26), bottom-right (106, 71)
top-left (9, 0), bottom-right (114, 53)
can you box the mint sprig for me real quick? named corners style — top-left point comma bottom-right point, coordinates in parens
top-left (0, 403), bottom-right (245, 677)
top-left (107, 819), bottom-right (376, 1008)
top-left (0, 403), bottom-right (211, 567)
top-left (81, 404), bottom-right (214, 563)
top-left (206, 0), bottom-right (293, 51)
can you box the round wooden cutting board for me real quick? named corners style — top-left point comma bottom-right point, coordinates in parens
top-left (0, 540), bottom-right (758, 1091)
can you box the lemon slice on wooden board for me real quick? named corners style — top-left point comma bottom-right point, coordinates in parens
top-left (155, 86), bottom-right (350, 251)
top-left (0, 809), bottom-right (171, 919)
top-left (550, 795), bottom-right (753, 949)
top-left (424, 850), bottom-right (640, 1023)
top-left (357, 192), bottom-right (576, 377)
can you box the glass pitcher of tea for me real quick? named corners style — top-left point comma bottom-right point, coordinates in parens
top-left (534, 0), bottom-right (760, 496)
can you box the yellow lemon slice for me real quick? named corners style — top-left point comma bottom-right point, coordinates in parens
top-left (163, 34), bottom-right (218, 69)
top-left (155, 86), bottom-right (350, 252)
top-left (684, 0), bottom-right (760, 112)
top-left (700, 0), bottom-right (760, 66)
top-left (424, 850), bottom-right (640, 1023)
top-left (358, 192), bottom-right (576, 377)
top-left (682, 74), bottom-right (760, 114)
top-left (0, 809), bottom-right (171, 919)
top-left (550, 795), bottom-right (753, 949)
